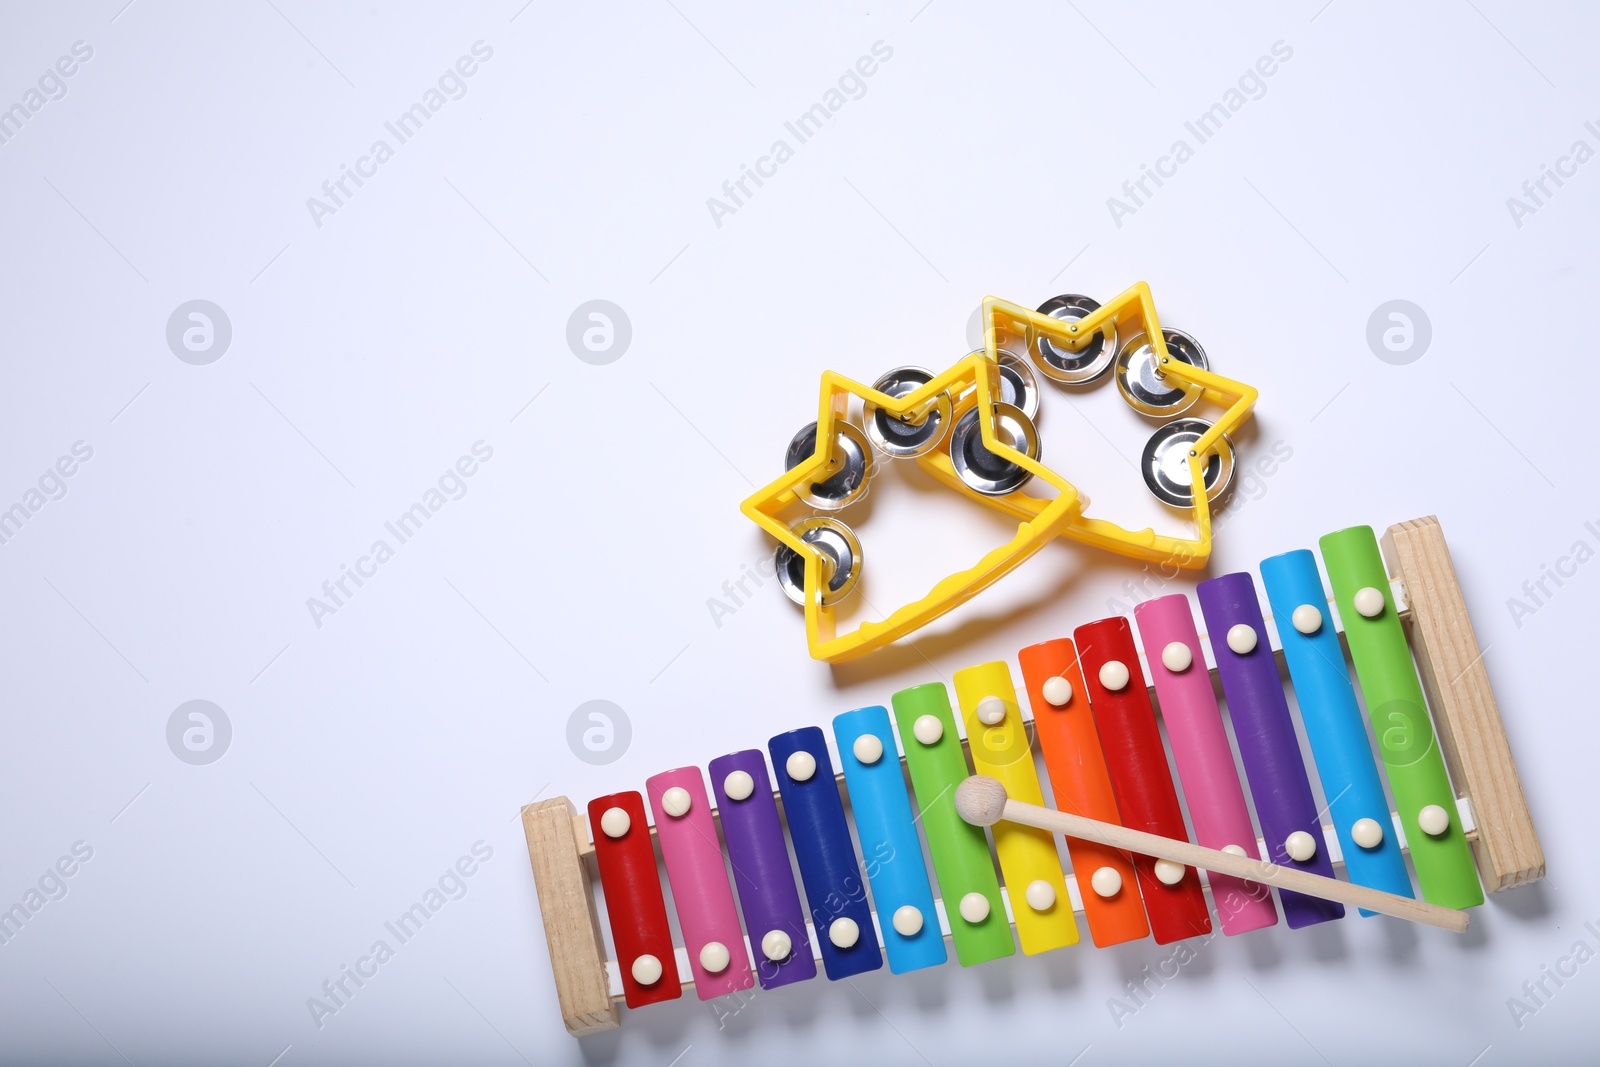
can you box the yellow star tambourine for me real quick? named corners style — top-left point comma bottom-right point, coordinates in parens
top-left (740, 282), bottom-right (1259, 663)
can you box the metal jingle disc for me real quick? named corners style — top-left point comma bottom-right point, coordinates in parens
top-left (863, 365), bottom-right (952, 459)
top-left (1031, 294), bottom-right (1118, 386)
top-left (949, 402), bottom-right (1040, 497)
top-left (1115, 328), bottom-right (1209, 418)
top-left (784, 420), bottom-right (874, 510)
top-left (774, 516), bottom-right (863, 607)
top-left (961, 349), bottom-right (1041, 421)
top-left (996, 350), bottom-right (1040, 421)
top-left (1140, 417), bottom-right (1235, 507)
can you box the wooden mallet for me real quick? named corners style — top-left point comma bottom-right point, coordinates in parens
top-left (954, 775), bottom-right (1468, 933)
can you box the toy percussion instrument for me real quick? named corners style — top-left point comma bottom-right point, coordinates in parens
top-left (522, 517), bottom-right (1542, 1036)
top-left (739, 282), bottom-right (1260, 662)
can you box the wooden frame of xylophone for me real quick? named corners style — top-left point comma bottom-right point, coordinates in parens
top-left (522, 516), bottom-right (1543, 1036)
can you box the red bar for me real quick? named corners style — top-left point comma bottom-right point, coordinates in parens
top-left (587, 791), bottom-right (681, 1008)
top-left (1073, 617), bottom-right (1212, 944)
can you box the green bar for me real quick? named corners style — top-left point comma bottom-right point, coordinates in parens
top-left (891, 682), bottom-right (1015, 965)
top-left (1319, 525), bottom-right (1484, 909)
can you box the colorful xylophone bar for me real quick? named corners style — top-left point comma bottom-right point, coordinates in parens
top-left (524, 517), bottom-right (1544, 1036)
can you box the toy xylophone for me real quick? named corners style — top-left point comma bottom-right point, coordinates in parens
top-left (523, 517), bottom-right (1543, 1036)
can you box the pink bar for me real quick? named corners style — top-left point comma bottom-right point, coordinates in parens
top-left (646, 767), bottom-right (754, 999)
top-left (1133, 595), bottom-right (1278, 934)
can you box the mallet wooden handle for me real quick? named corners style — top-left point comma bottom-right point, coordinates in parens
top-left (955, 776), bottom-right (1468, 934)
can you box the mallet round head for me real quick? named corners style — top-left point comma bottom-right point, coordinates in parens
top-left (954, 775), bottom-right (1009, 827)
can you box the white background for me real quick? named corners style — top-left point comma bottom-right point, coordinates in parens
top-left (2, 2), bottom-right (1597, 1065)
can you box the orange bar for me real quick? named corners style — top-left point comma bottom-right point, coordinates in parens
top-left (1018, 638), bottom-right (1150, 947)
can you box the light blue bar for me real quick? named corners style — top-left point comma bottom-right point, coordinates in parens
top-left (1260, 549), bottom-right (1415, 911)
top-left (832, 706), bottom-right (947, 974)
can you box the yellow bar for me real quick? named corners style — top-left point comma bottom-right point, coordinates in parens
top-left (953, 661), bottom-right (1080, 954)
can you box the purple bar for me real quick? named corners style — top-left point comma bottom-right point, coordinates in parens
top-left (1198, 572), bottom-right (1344, 929)
top-left (708, 750), bottom-right (816, 989)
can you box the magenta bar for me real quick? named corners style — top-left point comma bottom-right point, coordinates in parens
top-left (1134, 594), bottom-right (1278, 934)
top-left (646, 767), bottom-right (755, 998)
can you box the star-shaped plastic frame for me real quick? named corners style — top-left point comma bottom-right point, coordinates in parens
top-left (740, 282), bottom-right (1259, 663)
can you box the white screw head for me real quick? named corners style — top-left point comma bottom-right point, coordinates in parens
top-left (631, 953), bottom-right (663, 985)
top-left (761, 929), bottom-right (792, 962)
top-left (1418, 804), bottom-right (1451, 837)
top-left (1221, 844), bottom-right (1249, 858)
top-left (852, 734), bottom-right (884, 765)
top-left (958, 892), bottom-right (991, 924)
top-left (699, 941), bottom-right (730, 973)
top-left (828, 917), bottom-right (860, 948)
top-left (1354, 586), bottom-right (1386, 618)
top-left (912, 714), bottom-right (943, 746)
top-left (1291, 604), bottom-right (1323, 635)
top-left (1284, 830), bottom-right (1318, 863)
top-left (1024, 879), bottom-right (1057, 912)
top-left (786, 751), bottom-right (817, 782)
top-left (1099, 659), bottom-right (1131, 692)
top-left (599, 806), bottom-right (631, 839)
top-left (1041, 675), bottom-right (1073, 706)
top-left (975, 695), bottom-right (1007, 726)
top-left (1226, 623), bottom-right (1258, 655)
top-left (1153, 859), bottom-right (1186, 886)
top-left (661, 787), bottom-right (692, 818)
top-left (1160, 641), bottom-right (1193, 672)
top-left (1090, 866), bottom-right (1123, 898)
top-left (722, 770), bottom-right (754, 802)
top-left (1350, 817), bottom-right (1385, 849)
top-left (892, 905), bottom-right (924, 936)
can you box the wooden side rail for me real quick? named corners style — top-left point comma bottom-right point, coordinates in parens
top-left (1384, 516), bottom-right (1544, 890)
top-left (521, 798), bottom-right (617, 1035)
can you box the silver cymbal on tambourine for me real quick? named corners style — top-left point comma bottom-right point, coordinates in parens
top-left (963, 349), bottom-right (1040, 420)
top-left (1140, 417), bottom-right (1235, 507)
top-left (862, 366), bottom-right (953, 459)
top-left (996, 350), bottom-right (1040, 421)
top-left (774, 516), bottom-right (863, 607)
top-left (784, 420), bottom-right (874, 510)
top-left (1115, 328), bottom-right (1208, 418)
top-left (1031, 294), bottom-right (1118, 385)
top-left (949, 402), bottom-right (1041, 497)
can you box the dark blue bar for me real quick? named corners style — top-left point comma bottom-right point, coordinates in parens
top-left (768, 726), bottom-right (883, 980)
